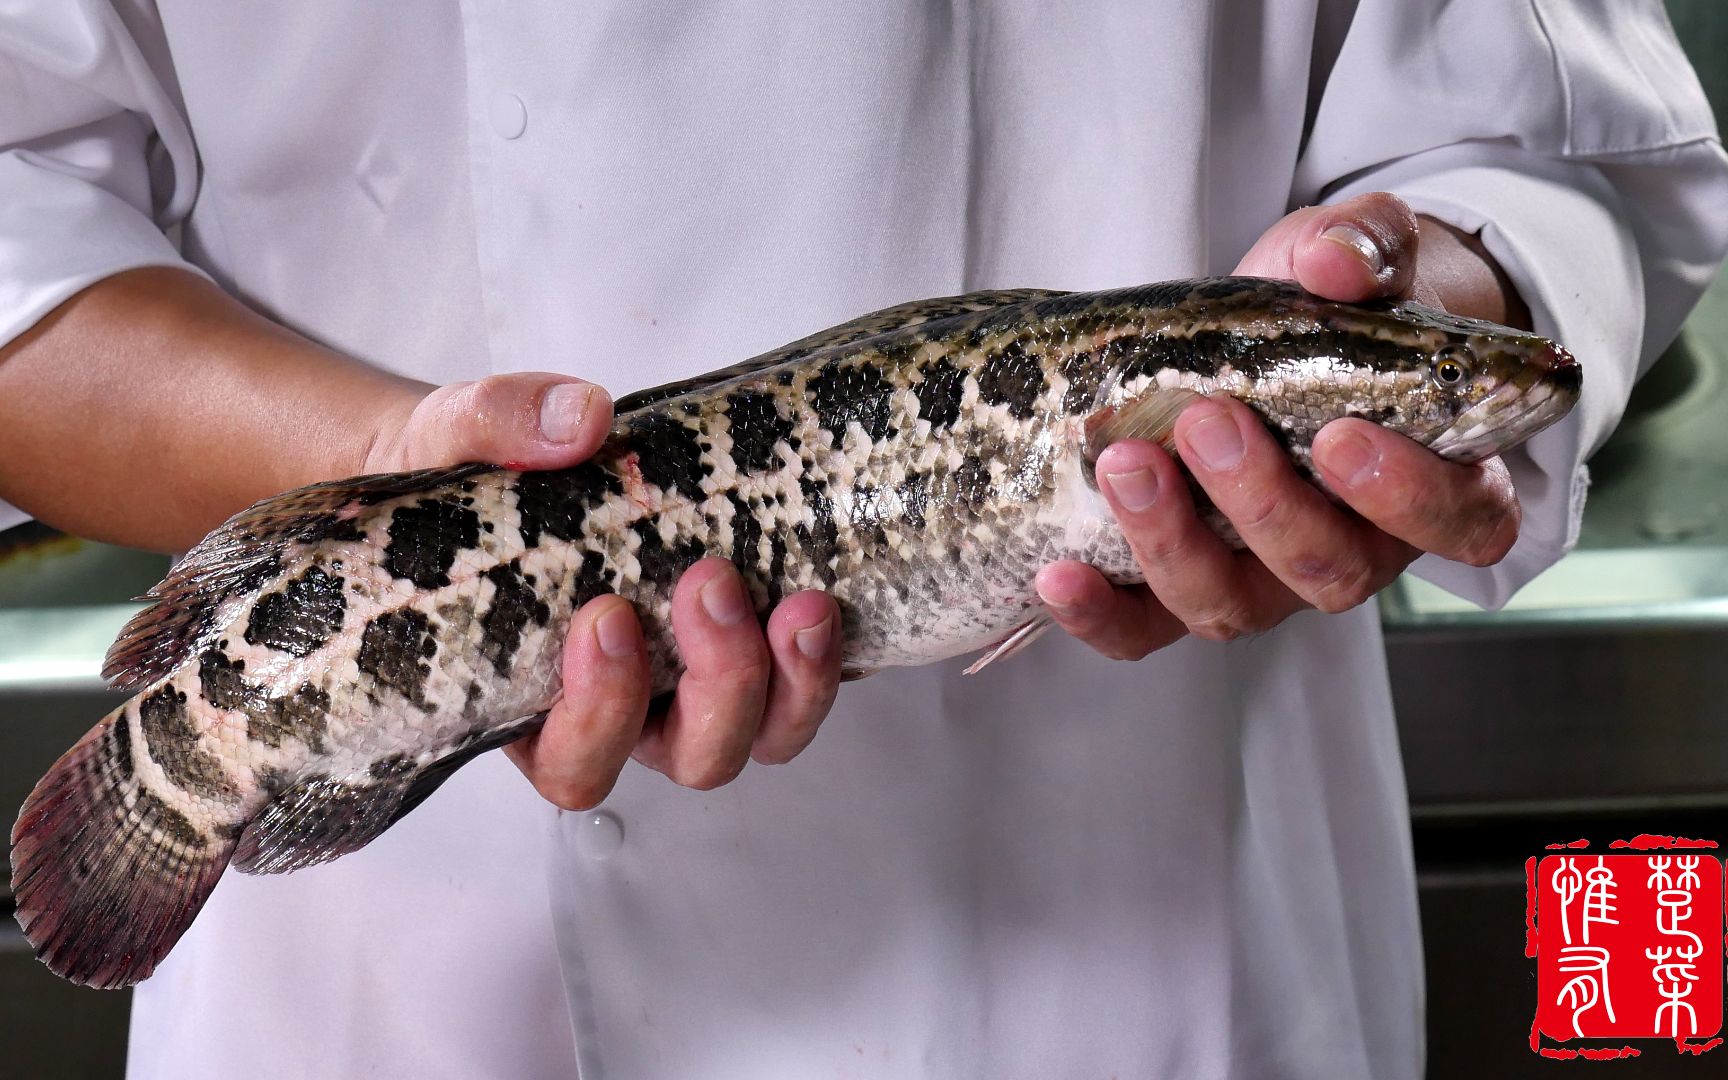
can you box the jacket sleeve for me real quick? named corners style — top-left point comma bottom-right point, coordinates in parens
top-left (0, 1), bottom-right (205, 531)
top-left (1294, 0), bottom-right (1728, 608)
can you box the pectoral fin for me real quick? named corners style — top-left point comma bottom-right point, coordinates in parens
top-left (963, 615), bottom-right (1055, 675)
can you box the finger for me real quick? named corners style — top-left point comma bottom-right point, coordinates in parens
top-left (1174, 398), bottom-right (1413, 613)
top-left (1313, 418), bottom-right (1521, 567)
top-left (1233, 191), bottom-right (1420, 301)
top-left (1034, 561), bottom-right (1187, 661)
top-left (633, 559), bottom-right (771, 789)
top-left (750, 591), bottom-right (843, 765)
top-left (503, 594), bottom-right (650, 811)
top-left (398, 372), bottom-right (614, 470)
top-left (1092, 436), bottom-right (1302, 642)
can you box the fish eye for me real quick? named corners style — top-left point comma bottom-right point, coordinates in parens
top-left (1432, 346), bottom-right (1473, 388)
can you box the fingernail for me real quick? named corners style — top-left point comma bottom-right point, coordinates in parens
top-left (1035, 583), bottom-right (1082, 618)
top-left (594, 603), bottom-right (638, 657)
top-left (1103, 467), bottom-right (1160, 513)
top-left (1321, 430), bottom-right (1379, 488)
top-left (700, 570), bottom-right (751, 627)
top-left (794, 614), bottom-right (833, 659)
top-left (1321, 224), bottom-right (1385, 277)
top-left (1184, 410), bottom-right (1245, 471)
top-left (540, 383), bottom-right (596, 443)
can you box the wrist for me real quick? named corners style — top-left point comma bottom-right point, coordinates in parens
top-left (1412, 214), bottom-right (1532, 329)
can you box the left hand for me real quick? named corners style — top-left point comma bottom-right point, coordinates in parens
top-left (1035, 191), bottom-right (1526, 654)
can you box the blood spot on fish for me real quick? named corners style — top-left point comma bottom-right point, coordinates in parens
top-left (479, 561), bottom-right (552, 677)
top-left (138, 686), bottom-right (236, 800)
top-left (357, 609), bottom-right (438, 709)
top-left (913, 357), bottom-right (966, 430)
top-left (628, 412), bottom-right (706, 499)
top-left (384, 499), bottom-right (481, 589)
top-left (808, 361), bottom-right (895, 443)
top-left (724, 390), bottom-right (794, 473)
top-left (975, 339), bottom-right (1048, 420)
top-left (243, 566), bottom-right (347, 658)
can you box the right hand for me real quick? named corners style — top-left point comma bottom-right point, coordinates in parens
top-left (364, 373), bottom-right (844, 809)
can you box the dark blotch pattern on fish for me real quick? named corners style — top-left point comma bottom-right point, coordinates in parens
top-left (357, 609), bottom-right (438, 709)
top-left (914, 357), bottom-right (966, 430)
top-left (479, 561), bottom-right (551, 677)
top-left (134, 787), bottom-right (210, 851)
top-left (138, 686), bottom-right (235, 800)
top-left (727, 493), bottom-right (762, 574)
top-left (628, 412), bottom-right (707, 499)
top-left (384, 499), bottom-right (480, 589)
top-left (515, 466), bottom-right (619, 548)
top-left (809, 361), bottom-right (895, 444)
top-left (570, 550), bottom-right (612, 608)
top-left (949, 455), bottom-right (993, 508)
top-left (199, 649), bottom-right (264, 712)
top-left (107, 714), bottom-right (134, 784)
top-left (633, 524), bottom-right (708, 590)
top-left (243, 565), bottom-right (347, 658)
top-left (251, 684), bottom-right (331, 752)
top-left (724, 390), bottom-right (795, 473)
top-left (975, 339), bottom-right (1048, 420)
top-left (795, 476), bottom-right (840, 586)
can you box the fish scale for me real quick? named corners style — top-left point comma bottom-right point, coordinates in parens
top-left (9, 276), bottom-right (1581, 988)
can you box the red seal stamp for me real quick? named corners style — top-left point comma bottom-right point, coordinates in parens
top-left (1528, 838), bottom-right (1725, 1059)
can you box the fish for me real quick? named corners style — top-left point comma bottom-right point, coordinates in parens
top-left (9, 277), bottom-right (1581, 987)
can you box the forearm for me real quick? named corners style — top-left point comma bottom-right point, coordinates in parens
top-left (0, 267), bottom-right (427, 551)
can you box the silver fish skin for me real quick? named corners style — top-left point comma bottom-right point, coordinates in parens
top-left (10, 277), bottom-right (1581, 987)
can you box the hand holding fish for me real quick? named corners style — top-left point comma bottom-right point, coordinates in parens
top-left (360, 373), bottom-right (845, 808)
top-left (1035, 192), bottom-right (1531, 656)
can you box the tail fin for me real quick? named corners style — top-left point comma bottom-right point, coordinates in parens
top-left (9, 708), bottom-right (236, 988)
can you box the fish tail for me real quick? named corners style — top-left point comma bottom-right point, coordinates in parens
top-left (9, 705), bottom-right (237, 989)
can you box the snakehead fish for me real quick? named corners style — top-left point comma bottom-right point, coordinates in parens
top-left (10, 277), bottom-right (1581, 987)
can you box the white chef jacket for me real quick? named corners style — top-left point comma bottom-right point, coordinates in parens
top-left (4, 3), bottom-right (1726, 1078)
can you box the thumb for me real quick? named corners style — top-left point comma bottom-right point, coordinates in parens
top-left (1233, 191), bottom-right (1419, 302)
top-left (374, 372), bottom-right (615, 472)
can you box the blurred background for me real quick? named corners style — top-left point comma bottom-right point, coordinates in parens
top-left (3, 3), bottom-right (1728, 1076)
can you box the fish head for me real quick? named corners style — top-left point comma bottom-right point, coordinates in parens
top-left (1219, 285), bottom-right (1582, 464)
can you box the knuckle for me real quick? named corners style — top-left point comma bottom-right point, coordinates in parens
top-left (1227, 489), bottom-right (1285, 535)
top-left (1292, 555), bottom-right (1379, 613)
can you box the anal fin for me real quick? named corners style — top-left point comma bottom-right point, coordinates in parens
top-left (232, 714), bottom-right (545, 875)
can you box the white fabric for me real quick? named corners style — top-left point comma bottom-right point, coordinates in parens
top-left (1, 2), bottom-right (1724, 1077)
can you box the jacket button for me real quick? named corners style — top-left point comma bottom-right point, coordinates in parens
top-left (488, 91), bottom-right (527, 139)
top-left (575, 810), bottom-right (624, 860)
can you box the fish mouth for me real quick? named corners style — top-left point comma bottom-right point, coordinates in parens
top-left (1426, 344), bottom-right (1582, 463)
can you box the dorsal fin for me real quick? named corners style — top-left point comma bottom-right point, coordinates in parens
top-left (103, 463), bottom-right (495, 693)
top-left (614, 288), bottom-right (1065, 413)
